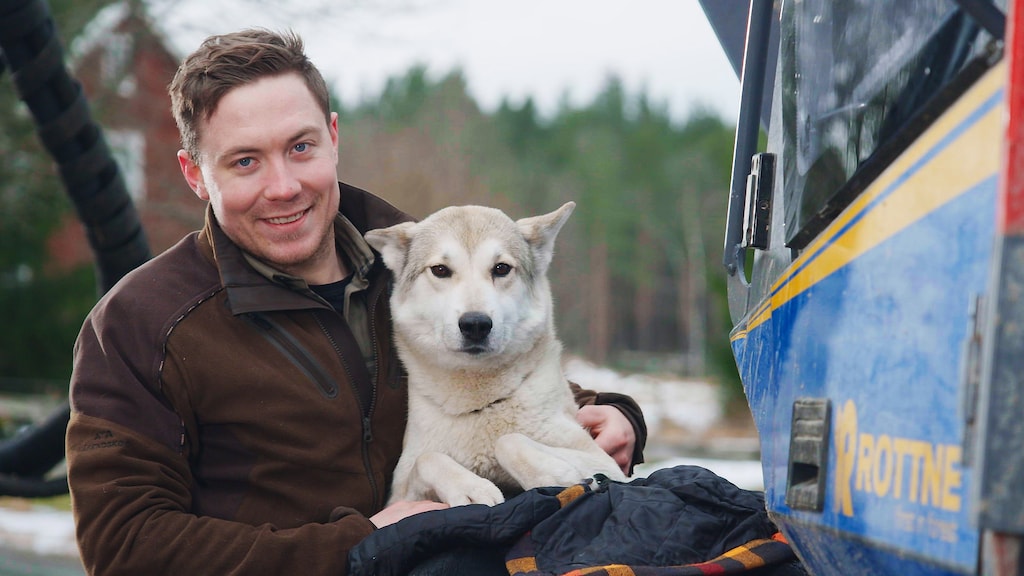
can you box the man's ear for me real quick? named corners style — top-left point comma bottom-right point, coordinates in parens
top-left (516, 201), bottom-right (575, 276)
top-left (177, 150), bottom-right (209, 201)
top-left (365, 221), bottom-right (417, 278)
top-left (329, 112), bottom-right (340, 164)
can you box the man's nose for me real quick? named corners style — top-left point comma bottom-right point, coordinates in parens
top-left (263, 158), bottom-right (301, 200)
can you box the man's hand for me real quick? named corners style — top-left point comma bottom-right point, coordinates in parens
top-left (577, 404), bottom-right (635, 475)
top-left (369, 500), bottom-right (449, 528)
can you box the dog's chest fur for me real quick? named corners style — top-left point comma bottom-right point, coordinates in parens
top-left (404, 366), bottom-right (578, 489)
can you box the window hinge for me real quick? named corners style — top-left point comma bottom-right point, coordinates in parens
top-left (742, 152), bottom-right (776, 250)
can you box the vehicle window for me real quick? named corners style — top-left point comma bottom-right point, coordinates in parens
top-left (780, 0), bottom-right (1002, 249)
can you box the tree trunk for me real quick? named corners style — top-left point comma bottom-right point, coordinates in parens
top-left (688, 204), bottom-right (708, 376)
top-left (633, 227), bottom-right (656, 351)
top-left (679, 180), bottom-right (707, 376)
top-left (587, 236), bottom-right (611, 364)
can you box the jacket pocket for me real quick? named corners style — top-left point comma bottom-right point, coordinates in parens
top-left (243, 312), bottom-right (339, 399)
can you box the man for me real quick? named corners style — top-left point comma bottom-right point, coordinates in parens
top-left (65, 29), bottom-right (646, 575)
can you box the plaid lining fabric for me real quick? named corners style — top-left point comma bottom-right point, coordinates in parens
top-left (506, 486), bottom-right (796, 576)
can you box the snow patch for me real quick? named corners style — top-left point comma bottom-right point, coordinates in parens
top-left (0, 505), bottom-right (78, 558)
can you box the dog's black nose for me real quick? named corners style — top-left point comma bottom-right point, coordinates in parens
top-left (459, 312), bottom-right (492, 342)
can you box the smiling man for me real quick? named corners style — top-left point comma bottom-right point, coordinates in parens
top-left (178, 72), bottom-right (345, 284)
top-left (64, 29), bottom-right (646, 575)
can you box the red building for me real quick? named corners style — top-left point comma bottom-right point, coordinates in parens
top-left (47, 3), bottom-right (205, 270)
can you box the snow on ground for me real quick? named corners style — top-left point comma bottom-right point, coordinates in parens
top-left (636, 456), bottom-right (764, 491)
top-left (0, 359), bottom-right (763, 563)
top-left (0, 503), bottom-right (78, 559)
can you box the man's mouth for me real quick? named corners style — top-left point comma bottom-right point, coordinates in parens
top-left (266, 210), bottom-right (307, 225)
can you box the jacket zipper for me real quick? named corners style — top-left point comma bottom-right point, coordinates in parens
top-left (367, 284), bottom-right (382, 426)
top-left (312, 311), bottom-right (365, 416)
top-left (365, 277), bottom-right (387, 507)
top-left (313, 306), bottom-right (381, 507)
top-left (243, 312), bottom-right (339, 398)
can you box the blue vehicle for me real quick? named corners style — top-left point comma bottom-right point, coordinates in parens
top-left (703, 0), bottom-right (1024, 574)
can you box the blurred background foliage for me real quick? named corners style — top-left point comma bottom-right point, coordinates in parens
top-left (0, 0), bottom-right (743, 407)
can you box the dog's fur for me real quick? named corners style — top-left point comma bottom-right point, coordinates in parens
top-left (365, 202), bottom-right (627, 506)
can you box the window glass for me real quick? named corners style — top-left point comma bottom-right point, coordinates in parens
top-left (781, 0), bottom-right (1000, 248)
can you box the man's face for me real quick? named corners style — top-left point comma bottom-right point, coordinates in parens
top-left (178, 73), bottom-right (342, 283)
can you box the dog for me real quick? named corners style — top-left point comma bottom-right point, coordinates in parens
top-left (365, 201), bottom-right (628, 506)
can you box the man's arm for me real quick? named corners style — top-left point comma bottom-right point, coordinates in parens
top-left (66, 311), bottom-right (381, 576)
top-left (577, 405), bottom-right (635, 474)
top-left (67, 412), bottom-right (381, 575)
top-left (570, 383), bottom-right (647, 475)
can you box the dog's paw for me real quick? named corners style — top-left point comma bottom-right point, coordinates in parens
top-left (437, 476), bottom-right (505, 507)
top-left (411, 452), bottom-right (507, 506)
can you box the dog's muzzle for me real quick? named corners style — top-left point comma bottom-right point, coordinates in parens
top-left (459, 312), bottom-right (492, 352)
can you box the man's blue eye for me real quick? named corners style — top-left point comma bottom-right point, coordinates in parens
top-left (238, 158), bottom-right (252, 167)
top-left (294, 143), bottom-right (308, 152)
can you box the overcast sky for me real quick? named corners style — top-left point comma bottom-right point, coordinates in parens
top-left (153, 0), bottom-right (740, 124)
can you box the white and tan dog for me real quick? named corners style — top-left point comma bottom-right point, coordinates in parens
top-left (365, 201), bottom-right (627, 506)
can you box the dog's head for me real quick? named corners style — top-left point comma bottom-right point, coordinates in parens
top-left (365, 202), bottom-right (574, 367)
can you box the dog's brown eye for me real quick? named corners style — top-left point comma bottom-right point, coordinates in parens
top-left (492, 263), bottom-right (512, 277)
top-left (430, 265), bottom-right (452, 278)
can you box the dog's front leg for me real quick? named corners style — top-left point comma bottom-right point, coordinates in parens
top-left (409, 451), bottom-right (506, 506)
top-left (495, 433), bottom-right (627, 491)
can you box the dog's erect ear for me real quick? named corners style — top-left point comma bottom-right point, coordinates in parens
top-left (516, 201), bottom-right (575, 276)
top-left (365, 221), bottom-right (416, 277)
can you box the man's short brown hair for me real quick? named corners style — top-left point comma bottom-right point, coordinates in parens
top-left (168, 28), bottom-right (331, 162)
